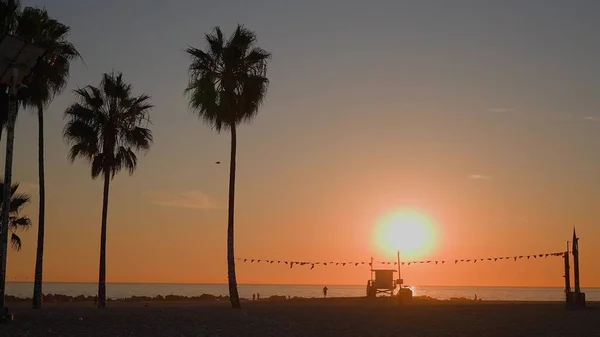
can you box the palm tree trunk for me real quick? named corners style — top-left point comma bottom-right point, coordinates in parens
top-left (227, 125), bottom-right (241, 309)
top-left (32, 105), bottom-right (45, 309)
top-left (97, 170), bottom-right (110, 308)
top-left (0, 100), bottom-right (17, 309)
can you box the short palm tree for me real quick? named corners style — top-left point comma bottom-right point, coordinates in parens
top-left (15, 6), bottom-right (80, 309)
top-left (0, 180), bottom-right (31, 252)
top-left (63, 72), bottom-right (153, 308)
top-left (185, 25), bottom-right (271, 309)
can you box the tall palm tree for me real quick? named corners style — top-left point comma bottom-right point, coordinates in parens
top-left (63, 72), bottom-right (153, 308)
top-left (15, 6), bottom-right (80, 309)
top-left (0, 180), bottom-right (31, 252)
top-left (185, 25), bottom-right (271, 309)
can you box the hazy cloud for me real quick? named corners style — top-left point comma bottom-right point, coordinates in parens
top-left (468, 174), bottom-right (491, 180)
top-left (487, 108), bottom-right (514, 113)
top-left (148, 190), bottom-right (220, 210)
top-left (583, 116), bottom-right (600, 122)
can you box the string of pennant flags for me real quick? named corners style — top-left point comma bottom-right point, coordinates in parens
top-left (237, 251), bottom-right (566, 270)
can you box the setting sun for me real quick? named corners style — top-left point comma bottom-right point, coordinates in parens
top-left (373, 208), bottom-right (439, 260)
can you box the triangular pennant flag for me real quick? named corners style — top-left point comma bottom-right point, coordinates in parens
top-left (355, 263), bottom-right (359, 266)
top-left (455, 260), bottom-right (458, 264)
top-left (435, 261), bottom-right (438, 264)
top-left (544, 254), bottom-right (549, 258)
top-left (244, 259), bottom-right (247, 262)
top-left (442, 261), bottom-right (445, 264)
top-left (487, 258), bottom-right (492, 261)
top-left (290, 262), bottom-right (294, 269)
top-left (285, 261), bottom-right (288, 265)
top-left (513, 257), bottom-right (517, 261)
top-left (394, 262), bottom-right (398, 265)
top-left (311, 264), bottom-right (315, 270)
top-left (342, 263), bottom-right (346, 266)
top-left (494, 258), bottom-right (497, 261)
top-left (277, 261), bottom-right (281, 264)
top-left (251, 259), bottom-right (255, 263)
top-left (257, 260), bottom-right (261, 263)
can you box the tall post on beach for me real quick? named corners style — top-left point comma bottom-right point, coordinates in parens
top-left (571, 228), bottom-right (585, 307)
top-left (563, 242), bottom-right (571, 304)
top-left (397, 250), bottom-right (402, 287)
top-left (572, 229), bottom-right (580, 293)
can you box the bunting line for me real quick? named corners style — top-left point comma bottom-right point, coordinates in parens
top-left (236, 252), bottom-right (566, 270)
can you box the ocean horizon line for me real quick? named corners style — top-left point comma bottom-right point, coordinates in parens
top-left (7, 281), bottom-right (596, 289)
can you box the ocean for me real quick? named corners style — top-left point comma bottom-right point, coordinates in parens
top-left (6, 282), bottom-right (600, 302)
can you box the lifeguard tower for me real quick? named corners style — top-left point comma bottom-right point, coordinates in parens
top-left (366, 253), bottom-right (413, 301)
top-left (366, 266), bottom-right (399, 297)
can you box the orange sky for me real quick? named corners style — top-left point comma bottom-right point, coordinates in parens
top-left (5, 0), bottom-right (600, 287)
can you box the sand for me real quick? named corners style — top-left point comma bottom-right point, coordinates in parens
top-left (2, 298), bottom-right (598, 336)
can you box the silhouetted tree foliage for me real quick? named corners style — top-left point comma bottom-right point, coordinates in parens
top-left (0, 180), bottom-right (31, 251)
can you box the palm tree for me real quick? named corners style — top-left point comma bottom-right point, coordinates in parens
top-left (185, 25), bottom-right (271, 309)
top-left (63, 72), bottom-right (153, 308)
top-left (15, 6), bottom-right (80, 309)
top-left (0, 180), bottom-right (31, 252)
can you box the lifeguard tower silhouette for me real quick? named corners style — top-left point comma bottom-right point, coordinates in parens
top-left (366, 253), bottom-right (413, 301)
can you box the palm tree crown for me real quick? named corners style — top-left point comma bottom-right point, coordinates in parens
top-left (185, 25), bottom-right (271, 130)
top-left (63, 72), bottom-right (153, 179)
top-left (0, 180), bottom-right (31, 251)
top-left (16, 6), bottom-right (80, 110)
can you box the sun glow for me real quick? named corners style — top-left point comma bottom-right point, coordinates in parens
top-left (373, 208), bottom-right (439, 260)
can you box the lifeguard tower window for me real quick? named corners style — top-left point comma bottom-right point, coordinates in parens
top-left (373, 270), bottom-right (395, 289)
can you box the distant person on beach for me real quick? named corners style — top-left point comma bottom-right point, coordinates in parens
top-left (323, 286), bottom-right (328, 298)
top-left (474, 294), bottom-right (478, 301)
top-left (257, 293), bottom-right (260, 300)
top-left (252, 294), bottom-right (256, 301)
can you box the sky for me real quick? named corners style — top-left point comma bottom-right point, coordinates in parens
top-left (4, 0), bottom-right (600, 287)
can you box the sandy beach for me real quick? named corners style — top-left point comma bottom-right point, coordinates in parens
top-left (3, 298), bottom-right (598, 336)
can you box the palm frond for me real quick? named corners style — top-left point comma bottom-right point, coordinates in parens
top-left (9, 216), bottom-right (31, 230)
top-left (0, 178), bottom-right (32, 251)
top-left (10, 233), bottom-right (22, 251)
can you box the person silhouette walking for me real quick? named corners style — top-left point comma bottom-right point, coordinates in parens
top-left (323, 286), bottom-right (328, 298)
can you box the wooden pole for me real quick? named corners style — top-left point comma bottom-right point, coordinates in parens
top-left (564, 241), bottom-right (571, 304)
top-left (397, 250), bottom-right (401, 286)
top-left (573, 229), bottom-right (581, 293)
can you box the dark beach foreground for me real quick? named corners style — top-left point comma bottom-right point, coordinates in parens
top-left (3, 298), bottom-right (598, 337)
